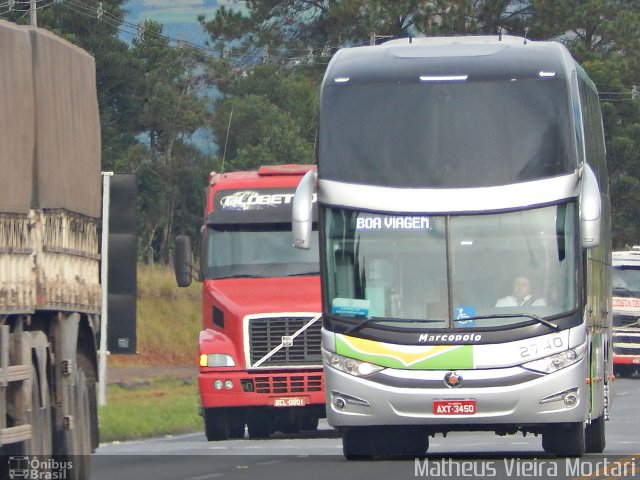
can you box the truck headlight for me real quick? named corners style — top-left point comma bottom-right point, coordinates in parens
top-left (522, 344), bottom-right (586, 374)
top-left (322, 348), bottom-right (383, 377)
top-left (199, 353), bottom-right (236, 367)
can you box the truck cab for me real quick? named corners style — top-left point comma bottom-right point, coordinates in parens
top-left (175, 164), bottom-right (323, 440)
top-left (612, 248), bottom-right (640, 377)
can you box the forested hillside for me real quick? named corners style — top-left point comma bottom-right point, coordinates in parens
top-left (1, 1), bottom-right (639, 257)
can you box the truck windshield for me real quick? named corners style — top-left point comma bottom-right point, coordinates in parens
top-left (324, 203), bottom-right (577, 329)
top-left (206, 224), bottom-right (319, 279)
top-left (613, 267), bottom-right (640, 297)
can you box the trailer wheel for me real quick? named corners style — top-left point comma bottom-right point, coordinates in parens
top-left (585, 415), bottom-right (606, 453)
top-left (28, 363), bottom-right (53, 456)
top-left (68, 360), bottom-right (92, 480)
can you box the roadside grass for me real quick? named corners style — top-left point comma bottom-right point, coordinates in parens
top-left (99, 377), bottom-right (202, 443)
top-left (110, 264), bottom-right (201, 366)
top-left (99, 264), bottom-right (203, 442)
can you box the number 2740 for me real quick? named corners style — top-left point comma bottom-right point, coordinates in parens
top-left (519, 337), bottom-right (563, 358)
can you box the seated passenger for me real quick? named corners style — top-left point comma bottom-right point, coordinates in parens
top-left (495, 275), bottom-right (546, 307)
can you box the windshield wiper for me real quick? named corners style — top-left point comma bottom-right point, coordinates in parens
top-left (219, 274), bottom-right (265, 279)
top-left (286, 271), bottom-right (321, 277)
top-left (613, 287), bottom-right (639, 298)
top-left (461, 313), bottom-right (560, 331)
top-left (345, 316), bottom-right (444, 334)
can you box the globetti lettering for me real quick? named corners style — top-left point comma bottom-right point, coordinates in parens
top-left (418, 333), bottom-right (482, 343)
top-left (220, 191), bottom-right (295, 209)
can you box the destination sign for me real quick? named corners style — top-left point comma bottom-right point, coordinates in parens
top-left (356, 215), bottom-right (430, 231)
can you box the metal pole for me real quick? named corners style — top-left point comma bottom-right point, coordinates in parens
top-left (98, 172), bottom-right (113, 406)
top-left (29, 0), bottom-right (36, 26)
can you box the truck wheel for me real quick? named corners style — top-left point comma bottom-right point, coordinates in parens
top-left (204, 408), bottom-right (231, 441)
top-left (300, 416), bottom-right (319, 431)
top-left (247, 410), bottom-right (272, 438)
top-left (585, 415), bottom-right (606, 453)
top-left (228, 409), bottom-right (246, 439)
top-left (542, 423), bottom-right (585, 457)
top-left (614, 364), bottom-right (635, 378)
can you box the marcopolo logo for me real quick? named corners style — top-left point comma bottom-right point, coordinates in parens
top-left (8, 456), bottom-right (73, 480)
top-left (418, 333), bottom-right (482, 344)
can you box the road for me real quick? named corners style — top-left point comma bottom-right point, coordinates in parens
top-left (92, 378), bottom-right (640, 480)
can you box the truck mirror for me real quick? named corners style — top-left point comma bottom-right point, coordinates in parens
top-left (174, 235), bottom-right (193, 287)
top-left (292, 169), bottom-right (316, 250)
top-left (580, 164), bottom-right (601, 249)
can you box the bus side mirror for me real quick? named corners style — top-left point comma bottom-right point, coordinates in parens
top-left (580, 164), bottom-right (601, 249)
top-left (292, 169), bottom-right (317, 250)
top-left (174, 235), bottom-right (193, 287)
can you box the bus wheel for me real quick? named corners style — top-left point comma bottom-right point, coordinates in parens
top-left (542, 423), bottom-right (585, 457)
top-left (585, 415), bottom-right (606, 453)
top-left (342, 427), bottom-right (374, 460)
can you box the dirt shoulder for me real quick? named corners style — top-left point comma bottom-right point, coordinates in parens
top-left (105, 365), bottom-right (197, 384)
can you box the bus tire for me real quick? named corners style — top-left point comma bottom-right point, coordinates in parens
top-left (342, 427), bottom-right (374, 460)
top-left (585, 415), bottom-right (606, 453)
top-left (542, 422), bottom-right (585, 457)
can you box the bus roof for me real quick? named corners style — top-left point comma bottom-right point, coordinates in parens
top-left (324, 36), bottom-right (575, 86)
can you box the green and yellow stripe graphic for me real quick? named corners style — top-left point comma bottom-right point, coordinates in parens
top-left (335, 334), bottom-right (475, 370)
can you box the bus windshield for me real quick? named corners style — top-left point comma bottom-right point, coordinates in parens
top-left (319, 79), bottom-right (575, 188)
top-left (206, 224), bottom-right (319, 279)
top-left (324, 203), bottom-right (577, 329)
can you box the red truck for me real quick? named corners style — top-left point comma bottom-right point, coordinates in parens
top-left (174, 165), bottom-right (324, 440)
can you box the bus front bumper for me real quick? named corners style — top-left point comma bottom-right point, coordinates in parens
top-left (325, 361), bottom-right (588, 429)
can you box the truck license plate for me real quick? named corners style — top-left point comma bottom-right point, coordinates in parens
top-left (433, 399), bottom-right (476, 415)
top-left (272, 396), bottom-right (306, 407)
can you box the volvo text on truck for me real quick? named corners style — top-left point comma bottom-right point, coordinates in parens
top-left (175, 165), bottom-right (323, 440)
top-left (0, 21), bottom-right (136, 479)
top-left (294, 36), bottom-right (612, 458)
top-left (611, 247), bottom-right (640, 377)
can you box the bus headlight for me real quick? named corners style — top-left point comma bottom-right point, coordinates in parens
top-left (322, 349), bottom-right (383, 377)
top-left (522, 344), bottom-right (586, 374)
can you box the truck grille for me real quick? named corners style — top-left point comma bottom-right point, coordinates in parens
top-left (247, 315), bottom-right (322, 368)
top-left (253, 374), bottom-right (324, 394)
top-left (613, 315), bottom-right (640, 328)
top-left (613, 329), bottom-right (640, 355)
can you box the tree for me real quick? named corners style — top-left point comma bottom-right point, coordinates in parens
top-left (209, 63), bottom-right (318, 171)
top-left (131, 20), bottom-right (212, 263)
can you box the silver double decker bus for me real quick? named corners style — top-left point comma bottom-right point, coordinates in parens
top-left (293, 36), bottom-right (611, 459)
